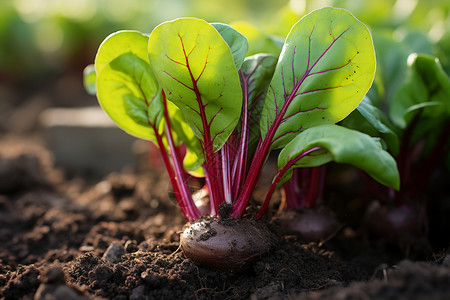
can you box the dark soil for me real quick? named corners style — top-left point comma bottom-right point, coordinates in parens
top-left (1, 84), bottom-right (450, 299)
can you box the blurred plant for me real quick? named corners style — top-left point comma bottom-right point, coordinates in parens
top-left (342, 29), bottom-right (450, 249)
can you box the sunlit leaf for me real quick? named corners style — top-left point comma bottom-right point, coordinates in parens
top-left (148, 18), bottom-right (242, 152)
top-left (97, 52), bottom-right (163, 141)
top-left (260, 7), bottom-right (376, 149)
top-left (95, 30), bottom-right (149, 74)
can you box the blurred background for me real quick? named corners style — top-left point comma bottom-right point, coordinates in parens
top-left (1, 0), bottom-right (449, 88)
top-left (0, 0), bottom-right (449, 172)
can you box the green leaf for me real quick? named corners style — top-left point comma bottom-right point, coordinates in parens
top-left (148, 18), bottom-right (243, 152)
top-left (211, 23), bottom-right (248, 71)
top-left (341, 96), bottom-right (400, 155)
top-left (390, 54), bottom-right (450, 129)
top-left (83, 64), bottom-right (96, 95)
top-left (370, 30), bottom-right (410, 106)
top-left (97, 52), bottom-right (163, 141)
top-left (242, 54), bottom-right (278, 114)
top-left (95, 30), bottom-right (149, 74)
top-left (278, 124), bottom-right (400, 190)
top-left (436, 31), bottom-right (450, 76)
top-left (240, 53), bottom-right (278, 154)
top-left (183, 149), bottom-right (205, 177)
top-left (369, 30), bottom-right (433, 108)
top-left (260, 7), bottom-right (376, 149)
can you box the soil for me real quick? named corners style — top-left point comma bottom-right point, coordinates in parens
top-left (1, 79), bottom-right (450, 299)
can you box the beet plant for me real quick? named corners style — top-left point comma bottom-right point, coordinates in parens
top-left (258, 123), bottom-right (400, 242)
top-left (342, 33), bottom-right (450, 247)
top-left (86, 7), bottom-right (399, 271)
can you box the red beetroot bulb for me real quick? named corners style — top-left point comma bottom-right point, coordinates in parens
top-left (365, 202), bottom-right (421, 243)
top-left (180, 217), bottom-right (276, 272)
top-left (278, 209), bottom-right (340, 242)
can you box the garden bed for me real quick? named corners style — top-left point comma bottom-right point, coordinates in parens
top-left (1, 133), bottom-right (449, 300)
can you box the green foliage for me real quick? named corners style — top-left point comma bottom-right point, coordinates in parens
top-left (260, 7), bottom-right (376, 149)
top-left (91, 9), bottom-right (397, 186)
top-left (369, 31), bottom-right (410, 106)
top-left (95, 30), bottom-right (150, 74)
top-left (240, 53), bottom-right (278, 153)
top-left (94, 31), bottom-right (163, 142)
top-left (88, 9), bottom-right (402, 218)
top-left (278, 124), bottom-right (400, 190)
top-left (211, 23), bottom-right (249, 71)
top-left (340, 96), bottom-right (399, 155)
top-left (390, 54), bottom-right (450, 130)
top-left (147, 18), bottom-right (243, 152)
top-left (97, 52), bottom-right (163, 140)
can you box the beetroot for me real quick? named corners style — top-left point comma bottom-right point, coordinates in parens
top-left (180, 218), bottom-right (275, 272)
top-left (365, 202), bottom-right (421, 245)
top-left (279, 209), bottom-right (340, 243)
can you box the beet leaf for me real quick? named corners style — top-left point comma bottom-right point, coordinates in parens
top-left (277, 125), bottom-right (400, 189)
top-left (148, 18), bottom-right (243, 152)
top-left (255, 124), bottom-right (400, 218)
top-left (341, 96), bottom-right (400, 155)
top-left (96, 31), bottom-right (163, 141)
top-left (232, 7), bottom-right (377, 217)
top-left (260, 7), bottom-right (376, 150)
top-left (148, 18), bottom-right (244, 206)
top-left (211, 23), bottom-right (248, 71)
top-left (390, 54), bottom-right (450, 130)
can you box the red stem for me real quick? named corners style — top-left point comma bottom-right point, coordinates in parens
top-left (316, 165), bottom-right (326, 205)
top-left (299, 168), bottom-right (312, 207)
top-left (152, 123), bottom-right (193, 220)
top-left (232, 71), bottom-right (250, 200)
top-left (283, 168), bottom-right (302, 209)
top-left (305, 166), bottom-right (323, 208)
top-left (221, 144), bottom-right (232, 205)
top-left (230, 84), bottom-right (305, 217)
top-left (162, 94), bottom-right (201, 221)
top-left (409, 121), bottom-right (450, 198)
top-left (203, 165), bottom-right (216, 216)
top-left (254, 147), bottom-right (323, 220)
top-left (395, 111), bottom-right (422, 205)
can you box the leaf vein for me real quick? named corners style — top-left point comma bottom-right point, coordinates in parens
top-left (162, 71), bottom-right (194, 91)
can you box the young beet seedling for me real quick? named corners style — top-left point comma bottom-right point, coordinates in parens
top-left (86, 7), bottom-right (399, 271)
